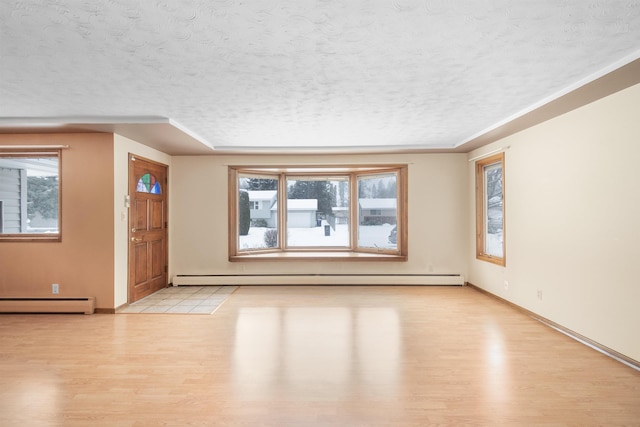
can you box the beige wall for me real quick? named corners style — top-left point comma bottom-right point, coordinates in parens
top-left (468, 83), bottom-right (640, 362)
top-left (170, 153), bottom-right (468, 279)
top-left (0, 133), bottom-right (115, 309)
top-left (3, 85), bottom-right (637, 364)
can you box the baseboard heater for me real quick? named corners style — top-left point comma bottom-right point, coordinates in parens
top-left (0, 297), bottom-right (95, 314)
top-left (173, 274), bottom-right (464, 286)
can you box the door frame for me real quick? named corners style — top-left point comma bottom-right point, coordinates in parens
top-left (128, 153), bottom-right (169, 303)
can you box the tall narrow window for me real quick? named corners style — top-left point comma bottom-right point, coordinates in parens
top-left (476, 153), bottom-right (505, 265)
top-left (0, 149), bottom-right (61, 241)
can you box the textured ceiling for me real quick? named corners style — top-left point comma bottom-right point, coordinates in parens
top-left (1, 1), bottom-right (640, 154)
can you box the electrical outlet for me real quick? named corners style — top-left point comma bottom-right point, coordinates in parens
top-left (537, 289), bottom-right (543, 300)
top-left (504, 280), bottom-right (509, 290)
top-left (52, 283), bottom-right (59, 294)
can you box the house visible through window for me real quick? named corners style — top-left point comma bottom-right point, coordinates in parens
top-left (357, 173), bottom-right (398, 249)
top-left (0, 149), bottom-right (61, 241)
top-left (286, 176), bottom-right (348, 248)
top-left (476, 153), bottom-right (505, 266)
top-left (229, 166), bottom-right (407, 260)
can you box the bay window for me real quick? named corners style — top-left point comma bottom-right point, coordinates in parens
top-left (229, 165), bottom-right (407, 261)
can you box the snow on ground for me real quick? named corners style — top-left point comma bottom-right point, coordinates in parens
top-left (486, 232), bottom-right (503, 257)
top-left (239, 223), bottom-right (396, 250)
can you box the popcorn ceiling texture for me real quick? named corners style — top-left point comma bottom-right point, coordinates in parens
top-left (1, 1), bottom-right (639, 150)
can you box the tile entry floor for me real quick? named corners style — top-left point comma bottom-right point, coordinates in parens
top-left (118, 285), bottom-right (237, 314)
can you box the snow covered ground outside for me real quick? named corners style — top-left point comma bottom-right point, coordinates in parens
top-left (239, 223), bottom-right (397, 250)
top-left (486, 231), bottom-right (503, 257)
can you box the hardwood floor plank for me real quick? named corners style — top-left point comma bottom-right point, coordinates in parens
top-left (0, 286), bottom-right (638, 426)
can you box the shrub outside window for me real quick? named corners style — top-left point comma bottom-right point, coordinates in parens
top-left (237, 174), bottom-right (278, 251)
top-left (229, 165), bottom-right (407, 261)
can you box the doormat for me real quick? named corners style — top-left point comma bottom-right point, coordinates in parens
top-left (118, 286), bottom-right (237, 314)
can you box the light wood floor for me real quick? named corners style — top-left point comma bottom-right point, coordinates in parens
top-left (1, 286), bottom-right (639, 426)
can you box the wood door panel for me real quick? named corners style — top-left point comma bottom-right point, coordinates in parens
top-left (134, 243), bottom-right (148, 285)
top-left (150, 200), bottom-right (164, 230)
top-left (134, 199), bottom-right (148, 231)
top-left (150, 239), bottom-right (164, 278)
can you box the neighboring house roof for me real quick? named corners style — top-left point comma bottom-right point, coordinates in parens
top-left (247, 190), bottom-right (277, 201)
top-left (359, 198), bottom-right (397, 209)
top-left (271, 199), bottom-right (318, 211)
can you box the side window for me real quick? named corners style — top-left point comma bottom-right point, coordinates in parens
top-left (237, 173), bottom-right (279, 251)
top-left (357, 172), bottom-right (398, 251)
top-left (0, 149), bottom-right (61, 241)
top-left (476, 153), bottom-right (505, 265)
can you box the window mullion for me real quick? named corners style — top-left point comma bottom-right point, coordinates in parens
top-left (278, 172), bottom-right (287, 250)
top-left (349, 172), bottom-right (357, 251)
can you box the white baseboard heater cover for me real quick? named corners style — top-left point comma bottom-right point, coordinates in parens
top-left (173, 274), bottom-right (464, 286)
top-left (0, 297), bottom-right (95, 314)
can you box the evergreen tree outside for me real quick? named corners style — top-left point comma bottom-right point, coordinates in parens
top-left (338, 181), bottom-right (348, 207)
top-left (382, 179), bottom-right (397, 198)
top-left (287, 179), bottom-right (336, 218)
top-left (27, 176), bottom-right (58, 220)
top-left (238, 190), bottom-right (251, 235)
top-left (358, 175), bottom-right (396, 198)
top-left (486, 168), bottom-right (502, 203)
top-left (247, 178), bottom-right (277, 191)
top-left (485, 166), bottom-right (503, 234)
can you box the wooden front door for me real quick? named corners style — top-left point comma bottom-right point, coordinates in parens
top-left (129, 155), bottom-right (168, 303)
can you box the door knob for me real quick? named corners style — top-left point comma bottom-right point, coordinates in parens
top-left (131, 227), bottom-right (137, 232)
top-left (131, 237), bottom-right (142, 242)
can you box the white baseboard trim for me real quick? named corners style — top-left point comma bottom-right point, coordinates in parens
top-left (0, 297), bottom-right (95, 314)
top-left (172, 274), bottom-right (464, 286)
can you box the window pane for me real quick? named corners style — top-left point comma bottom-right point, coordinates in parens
top-left (357, 173), bottom-right (397, 249)
top-left (0, 155), bottom-right (59, 235)
top-left (136, 173), bottom-right (162, 194)
top-left (238, 174), bottom-right (278, 251)
top-left (286, 177), bottom-right (349, 247)
top-left (484, 163), bottom-right (503, 257)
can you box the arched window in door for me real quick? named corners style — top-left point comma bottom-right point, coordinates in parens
top-left (136, 173), bottom-right (162, 194)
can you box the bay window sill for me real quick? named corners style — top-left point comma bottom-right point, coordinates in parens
top-left (230, 251), bottom-right (407, 262)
